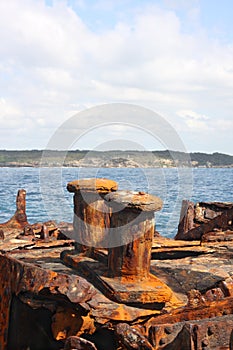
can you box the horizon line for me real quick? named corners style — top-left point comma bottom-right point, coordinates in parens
top-left (0, 149), bottom-right (232, 156)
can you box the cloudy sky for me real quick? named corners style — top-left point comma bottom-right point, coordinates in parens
top-left (0, 0), bottom-right (233, 154)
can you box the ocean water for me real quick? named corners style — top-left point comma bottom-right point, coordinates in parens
top-left (0, 167), bottom-right (232, 238)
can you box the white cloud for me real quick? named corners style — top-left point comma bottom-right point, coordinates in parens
top-left (178, 110), bottom-right (209, 121)
top-left (0, 0), bottom-right (232, 152)
top-left (0, 98), bottom-right (23, 128)
top-left (176, 109), bottom-right (210, 131)
top-left (215, 119), bottom-right (233, 131)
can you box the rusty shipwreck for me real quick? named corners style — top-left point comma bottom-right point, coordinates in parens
top-left (0, 178), bottom-right (233, 350)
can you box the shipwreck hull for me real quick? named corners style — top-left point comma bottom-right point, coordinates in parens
top-left (1, 186), bottom-right (233, 349)
top-left (2, 238), bottom-right (233, 349)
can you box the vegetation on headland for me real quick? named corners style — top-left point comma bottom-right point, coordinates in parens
top-left (0, 149), bottom-right (233, 168)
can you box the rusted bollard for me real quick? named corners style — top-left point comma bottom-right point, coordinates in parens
top-left (105, 191), bottom-right (163, 281)
top-left (64, 185), bottom-right (178, 305)
top-left (67, 178), bottom-right (118, 254)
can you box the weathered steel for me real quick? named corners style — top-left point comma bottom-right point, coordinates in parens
top-left (63, 187), bottom-right (177, 305)
top-left (1, 189), bottom-right (233, 349)
top-left (64, 336), bottom-right (97, 350)
top-left (115, 323), bottom-right (153, 350)
top-left (67, 178), bottom-right (118, 253)
top-left (175, 201), bottom-right (233, 241)
top-left (107, 210), bottom-right (155, 279)
top-left (146, 315), bottom-right (233, 350)
top-left (0, 189), bottom-right (28, 231)
top-left (105, 190), bottom-right (163, 279)
top-left (67, 178), bottom-right (118, 193)
top-left (176, 200), bottom-right (195, 237)
top-left (102, 190), bottom-right (177, 305)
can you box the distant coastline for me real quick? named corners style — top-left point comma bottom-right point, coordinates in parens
top-left (0, 149), bottom-right (233, 168)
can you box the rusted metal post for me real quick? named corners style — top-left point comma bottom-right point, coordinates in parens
top-left (176, 200), bottom-right (195, 239)
top-left (0, 189), bottom-right (28, 230)
top-left (105, 191), bottom-right (163, 281)
top-left (67, 178), bottom-right (118, 254)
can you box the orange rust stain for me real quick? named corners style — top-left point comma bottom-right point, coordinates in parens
top-left (79, 315), bottom-right (96, 336)
top-left (100, 304), bottom-right (136, 322)
top-left (52, 307), bottom-right (96, 341)
top-left (52, 306), bottom-right (83, 340)
top-left (67, 178), bottom-right (118, 193)
top-left (56, 330), bottom-right (67, 340)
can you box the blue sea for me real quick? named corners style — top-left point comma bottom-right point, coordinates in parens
top-left (0, 167), bottom-right (232, 238)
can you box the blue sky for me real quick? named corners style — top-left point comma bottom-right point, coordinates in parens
top-left (0, 0), bottom-right (233, 154)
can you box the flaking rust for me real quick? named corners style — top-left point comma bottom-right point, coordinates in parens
top-left (1, 182), bottom-right (233, 349)
top-left (0, 189), bottom-right (28, 231)
top-left (175, 200), bottom-right (233, 242)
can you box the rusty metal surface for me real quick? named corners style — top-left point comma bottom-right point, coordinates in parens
top-left (72, 191), bottom-right (111, 252)
top-left (61, 251), bottom-right (176, 306)
top-left (64, 336), bottom-right (98, 350)
top-left (108, 211), bottom-right (155, 279)
top-left (0, 248), bottom-right (166, 349)
top-left (175, 200), bottom-right (233, 241)
top-left (67, 178), bottom-right (118, 193)
top-left (1, 188), bottom-right (233, 349)
top-left (146, 315), bottom-right (233, 350)
top-left (105, 190), bottom-right (163, 212)
top-left (115, 323), bottom-right (154, 350)
top-left (0, 189), bottom-right (28, 231)
top-left (66, 186), bottom-right (176, 306)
